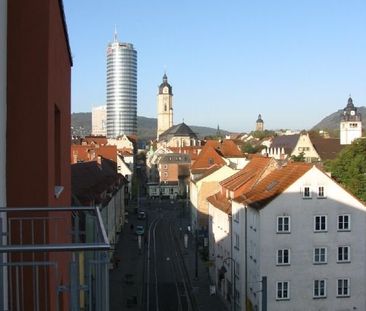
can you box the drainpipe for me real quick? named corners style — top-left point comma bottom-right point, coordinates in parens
top-left (245, 205), bottom-right (248, 311)
top-left (0, 1), bottom-right (7, 309)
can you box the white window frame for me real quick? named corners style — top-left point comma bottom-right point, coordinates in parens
top-left (314, 215), bottom-right (327, 232)
top-left (277, 216), bottom-right (290, 233)
top-left (276, 281), bottom-right (290, 300)
top-left (313, 247), bottom-right (327, 264)
top-left (338, 214), bottom-right (351, 232)
top-left (303, 186), bottom-right (312, 199)
top-left (317, 186), bottom-right (326, 198)
top-left (337, 246), bottom-right (351, 263)
top-left (337, 278), bottom-right (350, 297)
top-left (313, 279), bottom-right (327, 298)
top-left (276, 249), bottom-right (290, 266)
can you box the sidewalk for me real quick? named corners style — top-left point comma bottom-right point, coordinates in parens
top-left (175, 216), bottom-right (229, 311)
top-left (109, 205), bottom-right (145, 311)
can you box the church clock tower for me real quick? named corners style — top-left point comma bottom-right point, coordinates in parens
top-left (157, 73), bottom-right (173, 139)
top-left (340, 96), bottom-right (362, 145)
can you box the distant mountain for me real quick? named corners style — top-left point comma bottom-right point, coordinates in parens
top-left (312, 106), bottom-right (366, 133)
top-left (71, 113), bottom-right (228, 141)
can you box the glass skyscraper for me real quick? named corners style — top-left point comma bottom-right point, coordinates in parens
top-left (106, 32), bottom-right (137, 137)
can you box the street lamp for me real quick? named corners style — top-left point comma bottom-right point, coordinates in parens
top-left (219, 257), bottom-right (236, 311)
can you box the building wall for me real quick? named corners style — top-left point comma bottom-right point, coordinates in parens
top-left (159, 163), bottom-right (178, 182)
top-left (259, 167), bottom-right (366, 310)
top-left (6, 1), bottom-right (72, 309)
top-left (291, 133), bottom-right (320, 162)
top-left (0, 0), bottom-right (6, 207)
top-left (340, 121), bottom-right (362, 145)
top-left (208, 203), bottom-right (232, 301)
top-left (92, 105), bottom-right (107, 136)
top-left (0, 1), bottom-right (8, 307)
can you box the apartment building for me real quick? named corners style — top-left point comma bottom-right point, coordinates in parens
top-left (209, 159), bottom-right (366, 310)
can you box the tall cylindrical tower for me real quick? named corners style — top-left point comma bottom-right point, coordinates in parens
top-left (106, 31), bottom-right (137, 137)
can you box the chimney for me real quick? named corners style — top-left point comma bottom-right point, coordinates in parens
top-left (97, 155), bottom-right (102, 165)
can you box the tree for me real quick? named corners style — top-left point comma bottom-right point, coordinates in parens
top-left (324, 138), bottom-right (366, 202)
top-left (291, 152), bottom-right (305, 162)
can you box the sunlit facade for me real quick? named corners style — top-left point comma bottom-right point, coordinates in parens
top-left (106, 33), bottom-right (137, 137)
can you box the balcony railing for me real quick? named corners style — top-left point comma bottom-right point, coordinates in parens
top-left (0, 206), bottom-right (111, 311)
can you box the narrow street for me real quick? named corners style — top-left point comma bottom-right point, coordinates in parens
top-left (110, 195), bottom-right (228, 311)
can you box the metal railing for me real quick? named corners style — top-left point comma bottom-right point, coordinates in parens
top-left (0, 206), bottom-right (111, 311)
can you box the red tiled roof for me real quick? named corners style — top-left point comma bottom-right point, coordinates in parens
top-left (191, 146), bottom-right (226, 171)
top-left (84, 136), bottom-right (108, 146)
top-left (169, 146), bottom-right (202, 161)
top-left (220, 157), bottom-right (276, 193)
top-left (236, 162), bottom-right (312, 209)
top-left (207, 192), bottom-right (231, 215)
top-left (205, 140), bottom-right (243, 157)
top-left (71, 144), bottom-right (117, 163)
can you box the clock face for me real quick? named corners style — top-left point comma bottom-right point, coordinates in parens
top-left (163, 86), bottom-right (169, 94)
top-left (350, 110), bottom-right (355, 116)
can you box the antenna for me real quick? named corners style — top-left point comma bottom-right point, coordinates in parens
top-left (114, 25), bottom-right (118, 42)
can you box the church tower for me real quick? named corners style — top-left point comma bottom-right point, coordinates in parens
top-left (256, 114), bottom-right (264, 132)
top-left (157, 73), bottom-right (173, 139)
top-left (340, 96), bottom-right (362, 145)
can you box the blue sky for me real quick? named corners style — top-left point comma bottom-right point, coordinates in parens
top-left (63, 0), bottom-right (366, 132)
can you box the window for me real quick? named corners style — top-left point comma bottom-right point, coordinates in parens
top-left (317, 186), bottom-right (325, 198)
top-left (313, 247), bottom-right (327, 264)
top-left (164, 164), bottom-right (168, 169)
top-left (303, 186), bottom-right (311, 198)
top-left (234, 209), bottom-right (239, 223)
top-left (337, 278), bottom-right (350, 297)
top-left (277, 249), bottom-right (290, 265)
top-left (338, 215), bottom-right (351, 231)
top-left (276, 281), bottom-right (289, 300)
top-left (277, 216), bottom-right (290, 233)
top-left (163, 172), bottom-right (168, 178)
top-left (314, 215), bottom-right (327, 232)
top-left (337, 246), bottom-right (350, 263)
top-left (234, 233), bottom-right (240, 250)
top-left (313, 280), bottom-right (326, 298)
top-left (235, 262), bottom-right (240, 279)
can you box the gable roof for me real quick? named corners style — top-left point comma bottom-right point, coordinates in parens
top-left (311, 137), bottom-right (345, 161)
top-left (207, 192), bottom-right (231, 215)
top-left (235, 162), bottom-right (312, 209)
top-left (204, 140), bottom-right (243, 157)
top-left (71, 158), bottom-right (126, 204)
top-left (191, 146), bottom-right (226, 173)
top-left (270, 134), bottom-right (300, 153)
top-left (220, 157), bottom-right (276, 193)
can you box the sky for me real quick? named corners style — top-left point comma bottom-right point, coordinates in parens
top-left (63, 0), bottom-right (366, 133)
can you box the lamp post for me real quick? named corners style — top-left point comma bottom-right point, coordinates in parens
top-left (220, 257), bottom-right (236, 311)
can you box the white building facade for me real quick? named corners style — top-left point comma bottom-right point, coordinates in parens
top-left (91, 105), bottom-right (107, 136)
top-left (340, 96), bottom-right (362, 145)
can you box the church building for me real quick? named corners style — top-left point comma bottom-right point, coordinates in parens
top-left (157, 73), bottom-right (173, 140)
top-left (340, 96), bottom-right (362, 145)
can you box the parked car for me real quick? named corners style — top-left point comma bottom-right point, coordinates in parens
top-left (137, 211), bottom-right (146, 220)
top-left (135, 225), bottom-right (145, 235)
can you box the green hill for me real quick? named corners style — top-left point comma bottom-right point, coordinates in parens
top-left (71, 113), bottom-right (228, 141)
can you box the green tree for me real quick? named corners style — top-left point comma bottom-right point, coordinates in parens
top-left (325, 138), bottom-right (366, 202)
top-left (291, 152), bottom-right (305, 162)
